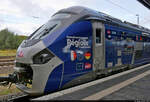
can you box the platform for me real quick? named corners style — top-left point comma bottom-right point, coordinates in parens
top-left (32, 64), bottom-right (150, 101)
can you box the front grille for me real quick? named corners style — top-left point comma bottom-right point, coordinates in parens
top-left (15, 62), bottom-right (30, 68)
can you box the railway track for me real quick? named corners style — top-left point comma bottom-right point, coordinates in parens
top-left (0, 56), bottom-right (15, 74)
top-left (0, 56), bottom-right (32, 102)
top-left (0, 56), bottom-right (15, 67)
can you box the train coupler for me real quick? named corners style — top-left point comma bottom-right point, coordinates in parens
top-left (0, 72), bottom-right (18, 87)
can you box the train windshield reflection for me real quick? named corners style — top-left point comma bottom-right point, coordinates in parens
top-left (28, 20), bottom-right (60, 40)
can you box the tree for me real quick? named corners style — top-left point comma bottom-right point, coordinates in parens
top-left (0, 28), bottom-right (27, 49)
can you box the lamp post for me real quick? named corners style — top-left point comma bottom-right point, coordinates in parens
top-left (136, 14), bottom-right (139, 25)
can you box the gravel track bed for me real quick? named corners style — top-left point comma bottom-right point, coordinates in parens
top-left (0, 65), bottom-right (14, 74)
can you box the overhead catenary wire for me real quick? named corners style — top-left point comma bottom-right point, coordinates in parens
top-left (105, 0), bottom-right (137, 16)
top-left (0, 1), bottom-right (149, 28)
top-left (141, 18), bottom-right (150, 24)
top-left (104, 0), bottom-right (150, 26)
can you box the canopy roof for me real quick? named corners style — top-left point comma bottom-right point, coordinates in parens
top-left (138, 0), bottom-right (150, 9)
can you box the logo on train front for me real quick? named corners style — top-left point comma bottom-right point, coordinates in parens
top-left (18, 51), bottom-right (24, 57)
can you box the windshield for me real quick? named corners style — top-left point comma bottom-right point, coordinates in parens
top-left (28, 13), bottom-right (71, 40)
top-left (28, 20), bottom-right (60, 40)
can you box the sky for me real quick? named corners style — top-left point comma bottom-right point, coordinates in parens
top-left (0, 0), bottom-right (150, 36)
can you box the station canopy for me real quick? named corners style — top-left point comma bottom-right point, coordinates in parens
top-left (138, 0), bottom-right (150, 9)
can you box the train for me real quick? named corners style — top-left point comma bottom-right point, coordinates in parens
top-left (1, 6), bottom-right (150, 96)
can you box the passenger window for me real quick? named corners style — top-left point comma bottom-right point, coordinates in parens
top-left (96, 28), bottom-right (101, 44)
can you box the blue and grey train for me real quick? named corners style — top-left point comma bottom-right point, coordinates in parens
top-left (4, 6), bottom-right (150, 96)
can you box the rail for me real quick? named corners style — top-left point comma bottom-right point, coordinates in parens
top-left (0, 56), bottom-right (15, 67)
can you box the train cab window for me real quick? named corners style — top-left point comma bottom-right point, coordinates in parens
top-left (29, 20), bottom-right (60, 40)
top-left (51, 13), bottom-right (71, 20)
top-left (96, 28), bottom-right (101, 44)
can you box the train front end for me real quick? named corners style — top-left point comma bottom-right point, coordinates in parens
top-left (13, 6), bottom-right (94, 96)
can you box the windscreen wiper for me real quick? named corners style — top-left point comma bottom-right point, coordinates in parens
top-left (28, 25), bottom-right (43, 40)
top-left (39, 24), bottom-right (57, 39)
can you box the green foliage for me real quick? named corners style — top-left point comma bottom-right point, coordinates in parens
top-left (0, 29), bottom-right (27, 49)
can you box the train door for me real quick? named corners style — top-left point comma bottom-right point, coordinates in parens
top-left (92, 21), bottom-right (105, 71)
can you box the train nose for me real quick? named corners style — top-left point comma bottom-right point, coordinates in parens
top-left (14, 40), bottom-right (63, 95)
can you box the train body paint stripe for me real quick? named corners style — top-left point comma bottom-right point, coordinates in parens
top-left (44, 64), bottom-right (63, 93)
top-left (43, 21), bottom-right (93, 93)
top-left (43, 26), bottom-right (68, 48)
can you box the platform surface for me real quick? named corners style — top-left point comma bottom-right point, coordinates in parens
top-left (102, 74), bottom-right (150, 100)
top-left (32, 64), bottom-right (150, 101)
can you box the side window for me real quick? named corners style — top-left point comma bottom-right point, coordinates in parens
top-left (96, 28), bottom-right (101, 44)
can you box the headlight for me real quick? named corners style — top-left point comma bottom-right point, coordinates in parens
top-left (33, 49), bottom-right (54, 64)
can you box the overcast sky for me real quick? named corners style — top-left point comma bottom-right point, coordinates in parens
top-left (0, 0), bottom-right (150, 36)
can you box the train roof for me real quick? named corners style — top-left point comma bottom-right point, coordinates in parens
top-left (56, 6), bottom-right (150, 34)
